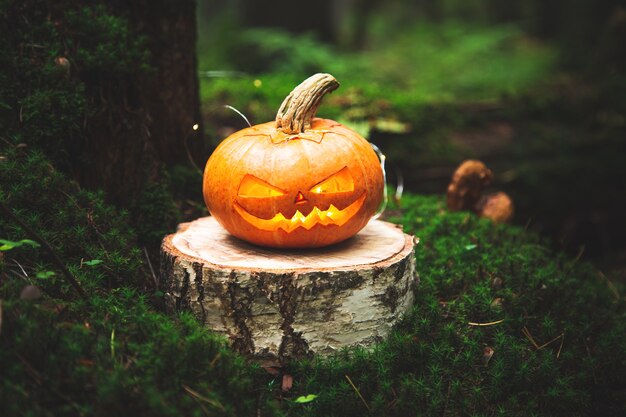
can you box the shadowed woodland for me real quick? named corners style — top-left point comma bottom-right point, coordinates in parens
top-left (1, 0), bottom-right (625, 415)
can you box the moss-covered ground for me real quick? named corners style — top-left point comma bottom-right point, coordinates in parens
top-left (281, 196), bottom-right (626, 416)
top-left (2, 162), bottom-right (625, 415)
top-left (2, 1), bottom-right (625, 415)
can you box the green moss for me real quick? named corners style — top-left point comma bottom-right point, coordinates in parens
top-left (0, 291), bottom-right (267, 416)
top-left (130, 172), bottom-right (179, 248)
top-left (0, 0), bottom-right (153, 194)
top-left (1, 164), bottom-right (624, 415)
top-left (0, 148), bottom-right (278, 416)
top-left (281, 195), bottom-right (625, 416)
top-left (0, 0), bottom-right (189, 249)
top-left (63, 5), bottom-right (151, 77)
top-left (0, 149), bottom-right (143, 292)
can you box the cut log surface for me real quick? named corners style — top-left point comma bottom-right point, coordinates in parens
top-left (160, 216), bottom-right (418, 364)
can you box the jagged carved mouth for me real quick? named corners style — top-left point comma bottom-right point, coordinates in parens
top-left (234, 193), bottom-right (366, 233)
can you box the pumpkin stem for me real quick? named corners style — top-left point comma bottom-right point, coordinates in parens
top-left (275, 73), bottom-right (339, 134)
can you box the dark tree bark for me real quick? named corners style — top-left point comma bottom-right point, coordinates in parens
top-left (77, 0), bottom-right (204, 201)
top-left (127, 0), bottom-right (205, 165)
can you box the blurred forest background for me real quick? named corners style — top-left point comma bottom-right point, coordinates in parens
top-left (196, 0), bottom-right (626, 278)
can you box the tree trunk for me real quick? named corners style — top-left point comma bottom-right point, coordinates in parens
top-left (129, 0), bottom-right (205, 165)
top-left (78, 0), bottom-right (205, 201)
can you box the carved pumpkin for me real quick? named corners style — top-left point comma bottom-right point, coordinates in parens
top-left (203, 73), bottom-right (384, 248)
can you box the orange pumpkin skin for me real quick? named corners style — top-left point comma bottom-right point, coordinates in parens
top-left (203, 118), bottom-right (384, 248)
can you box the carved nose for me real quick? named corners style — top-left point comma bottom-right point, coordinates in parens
top-left (295, 191), bottom-right (307, 204)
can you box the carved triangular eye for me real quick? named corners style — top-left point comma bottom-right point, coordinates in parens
top-left (238, 175), bottom-right (287, 198)
top-left (310, 167), bottom-right (354, 194)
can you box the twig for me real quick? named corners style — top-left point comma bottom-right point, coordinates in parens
top-left (16, 353), bottom-right (43, 385)
top-left (598, 271), bottom-right (620, 301)
top-left (0, 202), bottom-right (87, 300)
top-left (556, 333), bottom-right (565, 359)
top-left (468, 319), bottom-right (504, 327)
top-left (522, 327), bottom-right (540, 349)
top-left (209, 352), bottom-right (221, 368)
top-left (0, 135), bottom-right (15, 147)
top-left (573, 246), bottom-right (585, 263)
top-left (388, 387), bottom-right (399, 409)
top-left (8, 268), bottom-right (31, 280)
top-left (12, 259), bottom-right (29, 279)
top-left (523, 327), bottom-right (565, 355)
top-left (523, 218), bottom-right (533, 233)
top-left (183, 384), bottom-right (226, 413)
top-left (185, 390), bottom-right (211, 417)
top-left (143, 247), bottom-right (158, 289)
top-left (110, 328), bottom-right (115, 360)
top-left (345, 374), bottom-right (371, 412)
top-left (537, 333), bottom-right (565, 350)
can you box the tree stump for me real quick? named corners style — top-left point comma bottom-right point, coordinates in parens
top-left (160, 216), bottom-right (418, 364)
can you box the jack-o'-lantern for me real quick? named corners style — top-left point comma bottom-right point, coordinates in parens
top-left (203, 73), bottom-right (384, 248)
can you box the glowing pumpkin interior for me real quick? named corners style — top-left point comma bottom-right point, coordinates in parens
top-left (233, 167), bottom-right (365, 233)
